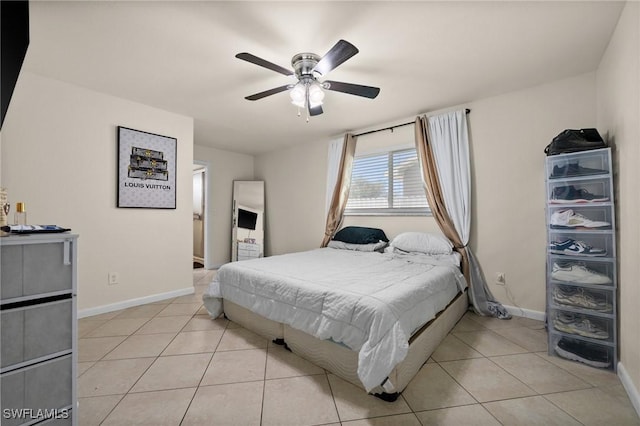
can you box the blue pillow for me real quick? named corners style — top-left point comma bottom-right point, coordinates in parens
top-left (332, 226), bottom-right (389, 244)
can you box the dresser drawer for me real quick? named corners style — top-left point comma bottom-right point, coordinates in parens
top-left (1, 355), bottom-right (73, 426)
top-left (238, 255), bottom-right (258, 261)
top-left (237, 242), bottom-right (259, 253)
top-left (1, 243), bottom-right (73, 299)
top-left (1, 298), bottom-right (73, 370)
top-left (238, 248), bottom-right (259, 256)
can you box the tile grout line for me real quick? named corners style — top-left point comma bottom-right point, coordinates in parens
top-left (88, 393), bottom-right (126, 426)
top-left (77, 276), bottom-right (635, 426)
top-left (324, 367), bottom-right (342, 424)
top-left (540, 392), bottom-right (587, 426)
top-left (91, 298), bottom-right (199, 422)
top-left (177, 306), bottom-right (223, 425)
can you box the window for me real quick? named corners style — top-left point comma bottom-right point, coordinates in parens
top-left (345, 147), bottom-right (430, 215)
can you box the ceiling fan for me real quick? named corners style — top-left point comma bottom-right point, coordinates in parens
top-left (236, 40), bottom-right (380, 119)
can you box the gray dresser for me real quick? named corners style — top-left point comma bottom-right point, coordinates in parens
top-left (1, 233), bottom-right (78, 426)
top-left (237, 241), bottom-right (260, 261)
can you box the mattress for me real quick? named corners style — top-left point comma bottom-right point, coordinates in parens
top-left (204, 247), bottom-right (466, 391)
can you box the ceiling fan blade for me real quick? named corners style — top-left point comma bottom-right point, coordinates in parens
top-left (309, 105), bottom-right (323, 116)
top-left (236, 52), bottom-right (293, 76)
top-left (323, 80), bottom-right (380, 99)
top-left (313, 40), bottom-right (359, 76)
top-left (245, 85), bottom-right (291, 101)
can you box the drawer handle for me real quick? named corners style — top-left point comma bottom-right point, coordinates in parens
top-left (63, 240), bottom-right (71, 266)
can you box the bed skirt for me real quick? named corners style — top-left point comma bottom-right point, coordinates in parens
top-left (220, 290), bottom-right (468, 397)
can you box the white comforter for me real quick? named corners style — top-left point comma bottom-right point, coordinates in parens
top-left (204, 248), bottom-right (467, 392)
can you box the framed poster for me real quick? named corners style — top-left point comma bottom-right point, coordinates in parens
top-left (117, 126), bottom-right (177, 209)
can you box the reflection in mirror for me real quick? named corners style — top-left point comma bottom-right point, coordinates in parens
top-left (231, 181), bottom-right (265, 262)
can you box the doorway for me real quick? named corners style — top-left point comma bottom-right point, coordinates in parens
top-left (193, 162), bottom-right (208, 269)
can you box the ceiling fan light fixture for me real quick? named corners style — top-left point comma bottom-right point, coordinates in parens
top-left (289, 83), bottom-right (306, 107)
top-left (291, 99), bottom-right (306, 108)
top-left (308, 83), bottom-right (325, 107)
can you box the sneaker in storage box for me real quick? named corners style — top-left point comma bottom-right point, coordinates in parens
top-left (553, 312), bottom-right (609, 340)
top-left (550, 209), bottom-right (610, 229)
top-left (550, 186), bottom-right (608, 204)
top-left (555, 338), bottom-right (611, 368)
top-left (549, 239), bottom-right (606, 257)
top-left (552, 286), bottom-right (612, 312)
top-left (550, 163), bottom-right (608, 178)
top-left (551, 263), bottom-right (612, 285)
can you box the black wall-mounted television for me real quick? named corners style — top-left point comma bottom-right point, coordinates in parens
top-left (1, 1), bottom-right (30, 129)
top-left (238, 208), bottom-right (258, 230)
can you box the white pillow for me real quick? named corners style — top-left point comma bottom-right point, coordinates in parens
top-left (390, 232), bottom-right (453, 255)
top-left (327, 240), bottom-right (388, 252)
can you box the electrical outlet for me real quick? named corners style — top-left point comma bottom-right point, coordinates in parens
top-left (496, 272), bottom-right (506, 285)
top-left (108, 272), bottom-right (119, 285)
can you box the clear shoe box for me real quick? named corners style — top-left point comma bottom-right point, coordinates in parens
top-left (548, 334), bottom-right (615, 370)
top-left (548, 231), bottom-right (615, 260)
top-left (546, 148), bottom-right (611, 180)
top-left (548, 205), bottom-right (614, 231)
top-left (547, 256), bottom-right (616, 288)
top-left (546, 147), bottom-right (617, 371)
top-left (547, 177), bottom-right (612, 205)
top-left (549, 308), bottom-right (615, 344)
top-left (548, 283), bottom-right (614, 315)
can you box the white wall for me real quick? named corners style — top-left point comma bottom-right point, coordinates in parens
top-left (470, 72), bottom-right (597, 313)
top-left (255, 140), bottom-right (328, 256)
top-left (1, 72), bottom-right (194, 312)
top-left (596, 0), bottom-right (640, 410)
top-left (256, 72), bottom-right (597, 315)
top-left (193, 144), bottom-right (254, 267)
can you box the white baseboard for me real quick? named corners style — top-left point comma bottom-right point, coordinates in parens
top-left (78, 287), bottom-right (195, 319)
top-left (618, 361), bottom-right (640, 417)
top-left (502, 304), bottom-right (546, 322)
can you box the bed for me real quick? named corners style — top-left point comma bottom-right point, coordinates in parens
top-left (203, 230), bottom-right (468, 400)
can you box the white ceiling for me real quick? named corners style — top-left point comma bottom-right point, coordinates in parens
top-left (23, 1), bottom-right (624, 155)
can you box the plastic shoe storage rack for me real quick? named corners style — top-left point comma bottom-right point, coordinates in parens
top-left (545, 148), bottom-right (617, 371)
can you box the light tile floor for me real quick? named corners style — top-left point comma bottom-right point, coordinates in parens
top-left (77, 269), bottom-right (640, 425)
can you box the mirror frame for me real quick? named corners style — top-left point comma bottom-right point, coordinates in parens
top-left (231, 181), bottom-right (265, 262)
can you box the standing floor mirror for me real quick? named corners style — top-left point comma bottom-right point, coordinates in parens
top-left (231, 181), bottom-right (265, 262)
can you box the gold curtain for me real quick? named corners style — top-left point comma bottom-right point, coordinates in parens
top-left (321, 133), bottom-right (357, 247)
top-left (414, 117), bottom-right (470, 282)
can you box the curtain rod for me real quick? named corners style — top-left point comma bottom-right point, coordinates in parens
top-left (354, 108), bottom-right (471, 138)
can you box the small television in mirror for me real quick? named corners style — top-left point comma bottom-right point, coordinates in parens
top-left (238, 208), bottom-right (258, 230)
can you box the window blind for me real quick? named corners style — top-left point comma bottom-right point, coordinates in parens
top-left (345, 148), bottom-right (429, 215)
